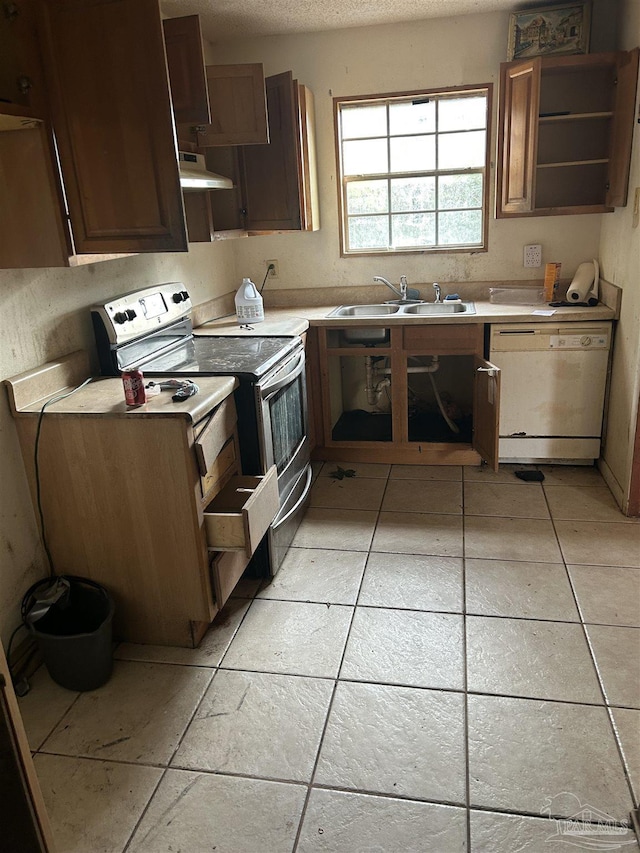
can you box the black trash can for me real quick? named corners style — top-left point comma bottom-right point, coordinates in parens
top-left (23, 576), bottom-right (115, 692)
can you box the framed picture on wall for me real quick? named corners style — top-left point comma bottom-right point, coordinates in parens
top-left (507, 3), bottom-right (591, 61)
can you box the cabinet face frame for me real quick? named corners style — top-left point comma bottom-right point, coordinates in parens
top-left (314, 324), bottom-right (497, 467)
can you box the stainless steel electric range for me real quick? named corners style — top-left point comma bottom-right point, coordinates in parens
top-left (91, 283), bottom-right (311, 576)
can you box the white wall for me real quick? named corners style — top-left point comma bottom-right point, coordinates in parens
top-left (212, 11), bottom-right (604, 293)
top-left (0, 242), bottom-right (237, 644)
top-left (599, 0), bottom-right (640, 508)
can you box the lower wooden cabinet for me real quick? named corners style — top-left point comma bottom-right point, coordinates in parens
top-left (5, 366), bottom-right (273, 648)
top-left (310, 324), bottom-right (501, 469)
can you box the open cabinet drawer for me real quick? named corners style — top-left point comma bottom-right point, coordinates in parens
top-left (203, 465), bottom-right (279, 556)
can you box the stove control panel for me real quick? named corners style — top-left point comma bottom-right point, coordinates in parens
top-left (91, 283), bottom-right (192, 345)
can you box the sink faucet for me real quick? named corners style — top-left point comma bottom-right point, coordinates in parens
top-left (373, 275), bottom-right (408, 302)
top-left (433, 282), bottom-right (442, 303)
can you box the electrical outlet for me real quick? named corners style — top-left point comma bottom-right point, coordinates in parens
top-left (523, 244), bottom-right (542, 267)
top-left (265, 259), bottom-right (279, 278)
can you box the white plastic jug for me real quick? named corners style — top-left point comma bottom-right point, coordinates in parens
top-left (234, 278), bottom-right (264, 324)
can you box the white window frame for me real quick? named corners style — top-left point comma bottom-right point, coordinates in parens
top-left (334, 84), bottom-right (492, 257)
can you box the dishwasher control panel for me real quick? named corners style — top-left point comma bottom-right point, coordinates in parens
top-left (550, 333), bottom-right (609, 349)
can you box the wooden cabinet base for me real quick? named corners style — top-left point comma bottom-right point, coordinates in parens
top-left (312, 444), bottom-right (481, 467)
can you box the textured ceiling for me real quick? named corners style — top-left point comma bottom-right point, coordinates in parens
top-left (160, 0), bottom-right (521, 43)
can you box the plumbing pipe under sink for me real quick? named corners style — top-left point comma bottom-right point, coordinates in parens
top-left (367, 355), bottom-right (460, 433)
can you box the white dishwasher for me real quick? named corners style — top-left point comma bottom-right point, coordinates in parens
top-left (489, 321), bottom-right (612, 463)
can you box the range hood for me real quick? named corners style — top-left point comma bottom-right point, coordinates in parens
top-left (178, 151), bottom-right (233, 191)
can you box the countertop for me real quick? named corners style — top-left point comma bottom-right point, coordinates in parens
top-left (194, 301), bottom-right (616, 337)
top-left (8, 373), bottom-right (238, 421)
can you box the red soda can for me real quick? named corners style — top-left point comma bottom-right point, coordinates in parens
top-left (122, 369), bottom-right (146, 406)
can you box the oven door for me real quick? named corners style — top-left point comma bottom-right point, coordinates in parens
top-left (268, 463), bottom-right (313, 576)
top-left (257, 345), bottom-right (309, 504)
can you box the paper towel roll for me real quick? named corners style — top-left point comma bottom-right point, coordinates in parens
top-left (567, 260), bottom-right (596, 302)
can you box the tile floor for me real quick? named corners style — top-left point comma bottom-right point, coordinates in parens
top-left (18, 462), bottom-right (640, 853)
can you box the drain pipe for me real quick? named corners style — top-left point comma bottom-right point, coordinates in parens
top-left (375, 356), bottom-right (460, 434)
top-left (365, 356), bottom-right (391, 406)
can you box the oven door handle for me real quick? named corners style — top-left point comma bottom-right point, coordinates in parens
top-left (272, 466), bottom-right (313, 530)
top-left (260, 351), bottom-right (305, 401)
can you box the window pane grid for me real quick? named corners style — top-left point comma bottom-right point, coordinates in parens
top-left (339, 89), bottom-right (488, 253)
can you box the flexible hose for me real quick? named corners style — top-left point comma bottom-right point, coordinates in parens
top-left (429, 371), bottom-right (460, 434)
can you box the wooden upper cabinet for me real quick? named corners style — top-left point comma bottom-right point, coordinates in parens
top-left (497, 58), bottom-right (539, 215)
top-left (38, 0), bottom-right (187, 254)
top-left (162, 15), bottom-right (210, 126)
top-left (497, 50), bottom-right (639, 218)
top-left (239, 72), bottom-right (319, 233)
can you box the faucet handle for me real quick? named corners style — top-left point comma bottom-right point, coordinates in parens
top-left (433, 282), bottom-right (442, 303)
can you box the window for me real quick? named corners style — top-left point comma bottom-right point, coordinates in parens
top-left (334, 85), bottom-right (492, 255)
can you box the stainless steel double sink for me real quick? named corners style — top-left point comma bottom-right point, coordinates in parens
top-left (327, 301), bottom-right (476, 318)
top-left (325, 301), bottom-right (476, 344)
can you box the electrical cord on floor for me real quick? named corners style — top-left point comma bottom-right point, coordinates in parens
top-left (34, 376), bottom-right (93, 579)
top-left (4, 376), bottom-right (94, 692)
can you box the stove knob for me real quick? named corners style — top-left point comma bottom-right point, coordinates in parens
top-left (181, 290), bottom-right (189, 301)
top-left (172, 290), bottom-right (190, 303)
top-left (125, 308), bottom-right (137, 321)
top-left (113, 311), bottom-right (128, 324)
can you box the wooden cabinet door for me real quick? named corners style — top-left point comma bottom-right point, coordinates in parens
top-left (497, 58), bottom-right (540, 216)
top-left (197, 64), bottom-right (268, 147)
top-left (0, 645), bottom-right (55, 852)
top-left (240, 71), bottom-right (302, 232)
top-left (472, 356), bottom-right (500, 471)
top-left (606, 48), bottom-right (639, 208)
top-left (39, 0), bottom-right (188, 255)
top-left (0, 122), bottom-right (70, 267)
top-left (163, 15), bottom-right (210, 126)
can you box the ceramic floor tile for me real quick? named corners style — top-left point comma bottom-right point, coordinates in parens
top-left (390, 464), bottom-right (462, 481)
top-left (297, 789), bottom-right (467, 853)
top-left (315, 681), bottom-right (466, 803)
top-left (40, 660), bottom-right (212, 764)
top-left (172, 670), bottom-right (333, 782)
top-left (468, 694), bottom-right (633, 821)
top-left (537, 464), bottom-right (605, 486)
top-left (463, 463), bottom-right (537, 484)
top-left (467, 616), bottom-right (602, 704)
top-left (292, 508), bottom-right (378, 551)
top-left (319, 461), bottom-right (391, 478)
top-left (371, 511), bottom-right (463, 557)
top-left (341, 608), bottom-right (463, 690)
top-left (257, 547), bottom-right (366, 604)
top-left (545, 484), bottom-right (636, 523)
top-left (465, 559), bottom-right (579, 621)
top-left (464, 482), bottom-right (549, 519)
top-left (221, 599), bottom-right (353, 677)
top-left (127, 769), bottom-right (306, 853)
top-left (569, 565), bottom-right (640, 627)
top-left (18, 667), bottom-right (79, 751)
top-left (309, 476), bottom-right (387, 511)
top-left (612, 707), bottom-right (640, 806)
top-left (381, 479), bottom-right (462, 514)
top-left (115, 598), bottom-right (251, 667)
top-left (586, 625), bottom-right (640, 708)
top-left (464, 516), bottom-right (563, 563)
top-left (34, 753), bottom-right (162, 853)
top-left (555, 521), bottom-right (640, 567)
top-left (359, 552), bottom-right (463, 612)
top-left (470, 810), bottom-right (638, 852)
